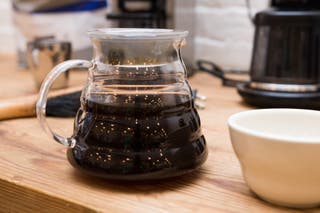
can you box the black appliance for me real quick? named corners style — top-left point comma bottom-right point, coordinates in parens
top-left (238, 0), bottom-right (320, 108)
top-left (107, 0), bottom-right (167, 28)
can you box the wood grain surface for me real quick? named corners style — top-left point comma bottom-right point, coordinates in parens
top-left (0, 55), bottom-right (318, 213)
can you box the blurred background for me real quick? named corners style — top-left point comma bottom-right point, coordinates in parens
top-left (0, 0), bottom-right (268, 72)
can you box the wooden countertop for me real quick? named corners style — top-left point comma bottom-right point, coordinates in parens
top-left (0, 55), bottom-right (314, 212)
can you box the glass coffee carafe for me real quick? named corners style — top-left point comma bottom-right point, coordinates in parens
top-left (37, 28), bottom-right (208, 180)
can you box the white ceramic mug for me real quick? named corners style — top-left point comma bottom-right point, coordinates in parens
top-left (228, 109), bottom-right (320, 208)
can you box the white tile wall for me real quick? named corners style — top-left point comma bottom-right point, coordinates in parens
top-left (175, 0), bottom-right (269, 70)
top-left (1, 0), bottom-right (269, 70)
top-left (0, 0), bottom-right (15, 54)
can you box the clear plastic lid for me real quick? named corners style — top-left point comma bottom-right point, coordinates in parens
top-left (87, 28), bottom-right (188, 40)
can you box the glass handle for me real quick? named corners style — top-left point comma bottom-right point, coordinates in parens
top-left (36, 60), bottom-right (93, 147)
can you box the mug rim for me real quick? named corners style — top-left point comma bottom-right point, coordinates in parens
top-left (228, 108), bottom-right (320, 144)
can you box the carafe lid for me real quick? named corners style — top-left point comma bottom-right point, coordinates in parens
top-left (87, 28), bottom-right (188, 40)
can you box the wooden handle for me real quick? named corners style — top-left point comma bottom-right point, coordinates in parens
top-left (0, 95), bottom-right (37, 120)
top-left (0, 86), bottom-right (82, 121)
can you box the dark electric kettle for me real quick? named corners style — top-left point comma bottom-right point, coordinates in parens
top-left (238, 0), bottom-right (320, 108)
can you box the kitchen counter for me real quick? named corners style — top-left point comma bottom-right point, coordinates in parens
top-left (0, 55), bottom-right (314, 212)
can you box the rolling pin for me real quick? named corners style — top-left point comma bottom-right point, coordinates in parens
top-left (0, 86), bottom-right (82, 121)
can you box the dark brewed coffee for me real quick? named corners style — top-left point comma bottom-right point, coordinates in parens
top-left (67, 93), bottom-right (207, 180)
